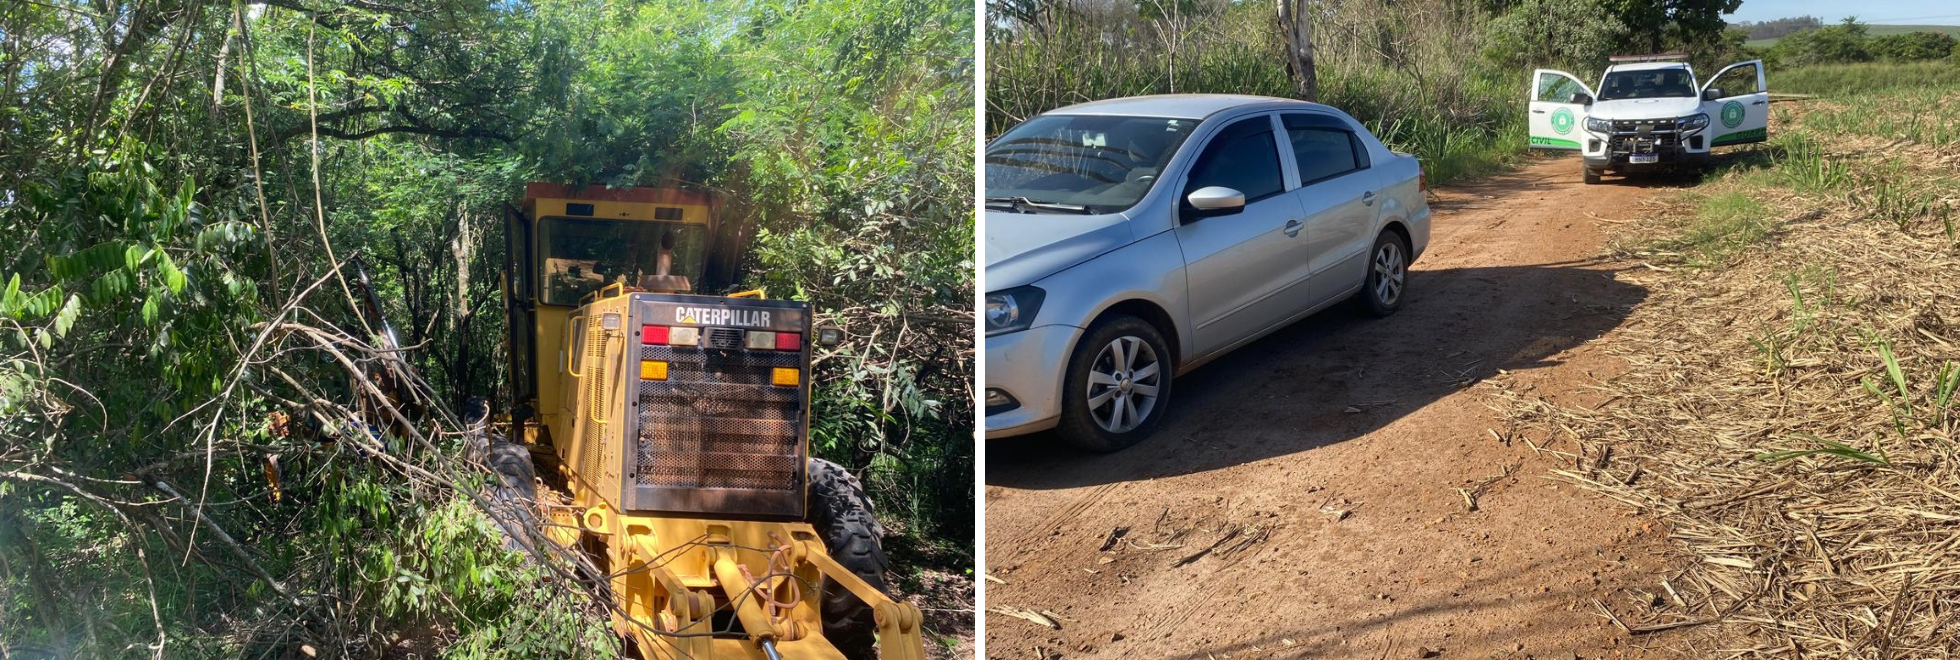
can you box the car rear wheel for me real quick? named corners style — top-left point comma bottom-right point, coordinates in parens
top-left (1357, 232), bottom-right (1410, 317)
top-left (1056, 316), bottom-right (1172, 453)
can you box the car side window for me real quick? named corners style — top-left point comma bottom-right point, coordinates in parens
top-left (1183, 116), bottom-right (1283, 204)
top-left (1281, 114), bottom-right (1364, 185)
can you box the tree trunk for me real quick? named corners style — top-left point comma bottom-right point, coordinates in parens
top-left (1277, 0), bottom-right (1316, 102)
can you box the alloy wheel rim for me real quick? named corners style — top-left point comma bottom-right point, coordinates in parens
top-left (1086, 336), bottom-right (1161, 433)
top-left (1373, 242), bottom-right (1406, 306)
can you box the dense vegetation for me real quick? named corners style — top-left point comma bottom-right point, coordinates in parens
top-left (987, 0), bottom-right (1747, 185)
top-left (1762, 18), bottom-right (1960, 67)
top-left (0, 0), bottom-right (972, 658)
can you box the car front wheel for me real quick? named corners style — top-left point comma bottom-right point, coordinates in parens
top-left (1056, 315), bottom-right (1172, 453)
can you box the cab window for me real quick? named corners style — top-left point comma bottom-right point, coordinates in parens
top-left (541, 217), bottom-right (705, 305)
top-left (1706, 63), bottom-right (1763, 97)
top-left (1183, 116), bottom-right (1283, 204)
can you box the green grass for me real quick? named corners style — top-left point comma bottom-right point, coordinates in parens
top-left (1677, 190), bottom-right (1775, 266)
top-left (1797, 85), bottom-right (1960, 146)
top-left (1747, 24), bottom-right (1960, 48)
top-left (1775, 61), bottom-right (1960, 95)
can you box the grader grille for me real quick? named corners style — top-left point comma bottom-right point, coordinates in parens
top-left (622, 294), bottom-right (811, 518)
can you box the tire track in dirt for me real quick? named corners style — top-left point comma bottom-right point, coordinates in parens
top-left (985, 155), bottom-right (1689, 659)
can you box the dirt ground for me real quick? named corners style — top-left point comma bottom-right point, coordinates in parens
top-left (984, 155), bottom-right (1695, 659)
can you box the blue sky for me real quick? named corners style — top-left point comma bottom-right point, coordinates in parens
top-left (1728, 0), bottom-right (1960, 25)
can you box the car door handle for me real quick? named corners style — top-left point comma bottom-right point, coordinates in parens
top-left (1752, 100), bottom-right (1766, 106)
top-left (1531, 110), bottom-right (1546, 114)
top-left (1282, 219), bottom-right (1303, 238)
top-left (1362, 191), bottom-right (1376, 206)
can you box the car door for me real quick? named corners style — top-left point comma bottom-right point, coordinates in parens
top-left (1528, 69), bottom-right (1594, 150)
top-left (1174, 113), bottom-right (1312, 357)
top-left (1701, 60), bottom-right (1768, 147)
top-left (1281, 112), bottom-right (1383, 307)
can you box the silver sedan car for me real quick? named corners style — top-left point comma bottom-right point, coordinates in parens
top-left (984, 95), bottom-right (1432, 452)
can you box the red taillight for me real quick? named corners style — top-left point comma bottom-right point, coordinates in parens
top-left (643, 325), bottom-right (670, 345)
top-left (1418, 168), bottom-right (1427, 192)
top-left (775, 332), bottom-right (801, 351)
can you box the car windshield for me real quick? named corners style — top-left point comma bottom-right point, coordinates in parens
top-left (1597, 69), bottom-right (1697, 101)
top-left (985, 114), bottom-right (1196, 213)
top-left (541, 217), bottom-right (705, 305)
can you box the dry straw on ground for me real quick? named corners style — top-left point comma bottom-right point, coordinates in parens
top-left (1494, 122), bottom-right (1960, 657)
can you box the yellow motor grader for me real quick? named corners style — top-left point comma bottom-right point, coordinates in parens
top-left (493, 183), bottom-right (924, 660)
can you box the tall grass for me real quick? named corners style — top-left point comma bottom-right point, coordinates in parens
top-left (1800, 86), bottom-right (1960, 148)
top-left (1774, 61), bottom-right (1960, 96)
top-left (986, 0), bottom-right (1528, 185)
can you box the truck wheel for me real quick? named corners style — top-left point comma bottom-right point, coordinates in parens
top-left (807, 458), bottom-right (891, 660)
top-left (464, 397), bottom-right (541, 552)
top-left (1056, 315), bottom-right (1172, 453)
top-left (1356, 231), bottom-right (1410, 317)
top-left (1583, 168), bottom-right (1602, 185)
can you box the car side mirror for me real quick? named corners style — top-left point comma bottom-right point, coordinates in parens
top-left (1703, 88), bottom-right (1725, 101)
top-left (1185, 186), bottom-right (1245, 219)
top-left (1572, 93), bottom-right (1593, 106)
top-left (815, 324), bottom-right (844, 348)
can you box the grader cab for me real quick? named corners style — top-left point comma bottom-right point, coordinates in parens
top-left (499, 184), bottom-right (922, 660)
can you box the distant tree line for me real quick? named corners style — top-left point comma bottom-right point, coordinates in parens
top-left (1733, 16), bottom-right (1822, 40)
top-left (1764, 18), bottom-right (1960, 67)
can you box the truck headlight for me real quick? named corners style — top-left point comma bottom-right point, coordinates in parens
top-left (1584, 117), bottom-right (1613, 133)
top-left (985, 286), bottom-right (1046, 336)
top-left (1679, 113), bottom-right (1710, 132)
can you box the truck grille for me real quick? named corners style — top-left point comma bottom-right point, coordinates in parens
top-left (631, 341), bottom-right (804, 509)
top-left (1608, 119), bottom-right (1677, 134)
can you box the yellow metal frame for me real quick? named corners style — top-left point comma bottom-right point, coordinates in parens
top-left (514, 187), bottom-right (923, 660)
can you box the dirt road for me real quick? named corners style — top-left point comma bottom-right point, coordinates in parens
top-left (985, 155), bottom-right (1686, 659)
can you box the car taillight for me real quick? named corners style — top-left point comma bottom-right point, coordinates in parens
top-left (775, 332), bottom-right (800, 351)
top-left (642, 325), bottom-right (670, 345)
top-left (1418, 168), bottom-right (1427, 192)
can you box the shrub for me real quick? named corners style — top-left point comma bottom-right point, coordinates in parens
top-left (1868, 31), bottom-right (1957, 61)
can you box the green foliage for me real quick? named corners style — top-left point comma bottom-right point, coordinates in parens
top-left (1867, 31), bottom-right (1958, 61)
top-left (0, 0), bottom-right (971, 656)
top-left (1773, 61), bottom-right (1960, 95)
top-left (1483, 0), bottom-right (1629, 73)
top-left (1768, 17), bottom-right (1873, 67)
top-left (989, 0), bottom-right (1530, 186)
top-left (1756, 434), bottom-right (1891, 466)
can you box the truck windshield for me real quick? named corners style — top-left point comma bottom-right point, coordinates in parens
top-left (1597, 69), bottom-right (1697, 101)
top-left (986, 114), bottom-right (1195, 214)
top-left (542, 217), bottom-right (706, 305)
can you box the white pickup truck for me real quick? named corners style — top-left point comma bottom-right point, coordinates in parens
top-left (1528, 55), bottom-right (1768, 184)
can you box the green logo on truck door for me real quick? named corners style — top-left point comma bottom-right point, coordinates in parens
top-left (1720, 100), bottom-right (1746, 128)
top-left (1550, 107), bottom-right (1576, 134)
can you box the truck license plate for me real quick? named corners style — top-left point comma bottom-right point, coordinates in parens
top-left (1630, 153), bottom-right (1659, 164)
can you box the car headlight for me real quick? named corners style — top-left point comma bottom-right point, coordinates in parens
top-left (1584, 117), bottom-right (1613, 133)
top-left (985, 286), bottom-right (1046, 336)
top-left (1678, 113), bottom-right (1710, 131)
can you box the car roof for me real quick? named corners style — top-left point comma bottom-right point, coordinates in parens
top-left (1606, 62), bottom-right (1693, 73)
top-left (1044, 94), bottom-right (1323, 120)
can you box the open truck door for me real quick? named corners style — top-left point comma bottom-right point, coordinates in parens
top-left (1701, 60), bottom-right (1768, 147)
top-left (1528, 69), bottom-right (1593, 150)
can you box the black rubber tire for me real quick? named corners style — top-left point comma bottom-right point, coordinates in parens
top-left (1583, 167), bottom-right (1602, 184)
top-left (806, 458), bottom-right (890, 660)
top-left (1054, 315), bottom-right (1173, 453)
top-left (463, 397), bottom-right (541, 552)
top-left (1355, 231), bottom-right (1412, 318)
